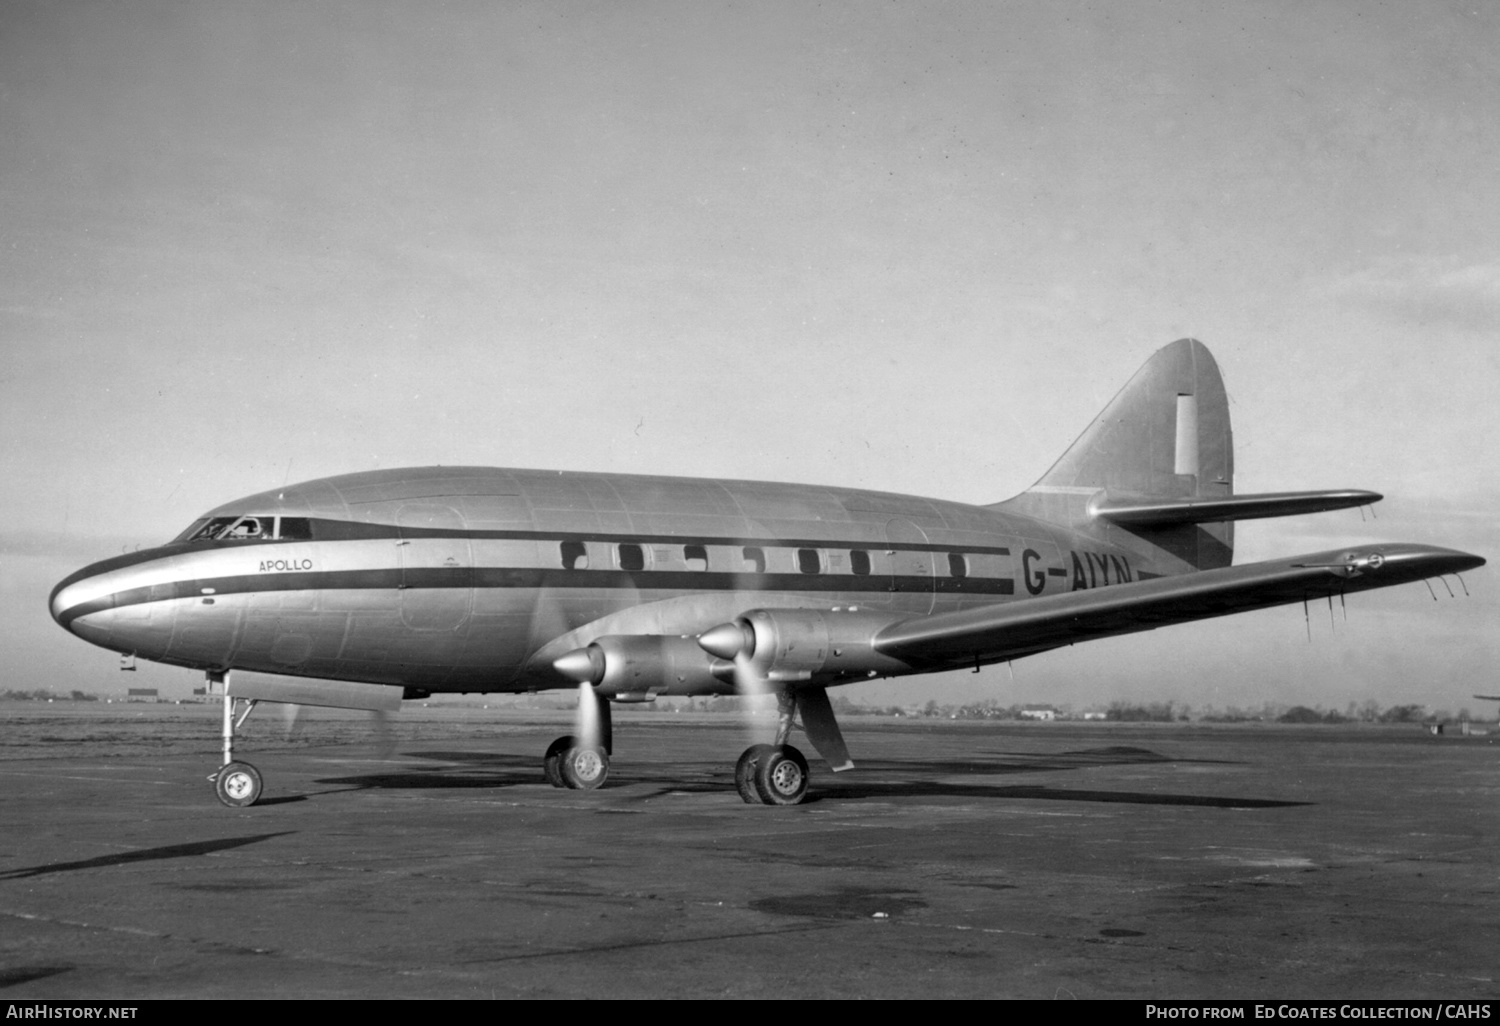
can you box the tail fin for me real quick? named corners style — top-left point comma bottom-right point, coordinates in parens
top-left (1033, 338), bottom-right (1232, 498)
top-left (994, 338), bottom-right (1235, 569)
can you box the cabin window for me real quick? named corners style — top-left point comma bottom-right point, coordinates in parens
top-left (684, 545), bottom-right (708, 571)
top-left (618, 543), bottom-right (645, 571)
top-left (849, 549), bottom-right (871, 575)
top-left (797, 548), bottom-right (821, 574)
top-left (277, 517), bottom-right (313, 541)
top-left (560, 541), bottom-right (589, 570)
top-left (742, 546), bottom-right (766, 573)
top-left (948, 553), bottom-right (969, 578)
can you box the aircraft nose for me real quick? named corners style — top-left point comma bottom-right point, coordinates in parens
top-left (50, 572), bottom-right (94, 631)
top-left (50, 547), bottom-right (190, 659)
top-left (50, 565), bottom-right (115, 651)
top-left (48, 551), bottom-right (149, 644)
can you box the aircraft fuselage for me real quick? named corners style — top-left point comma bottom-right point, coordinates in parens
top-left (50, 466), bottom-right (1156, 693)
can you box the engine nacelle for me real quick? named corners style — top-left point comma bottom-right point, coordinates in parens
top-left (697, 608), bottom-right (908, 682)
top-left (552, 634), bottom-right (737, 698)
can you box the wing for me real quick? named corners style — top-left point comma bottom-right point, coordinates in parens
top-left (873, 543), bottom-right (1482, 669)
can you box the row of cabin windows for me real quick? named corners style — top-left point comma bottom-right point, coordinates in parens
top-left (560, 542), bottom-right (970, 578)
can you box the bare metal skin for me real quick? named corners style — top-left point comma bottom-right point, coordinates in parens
top-left (48, 340), bottom-right (1485, 805)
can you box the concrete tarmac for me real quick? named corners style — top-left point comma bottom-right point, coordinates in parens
top-left (1, 704), bottom-right (1496, 999)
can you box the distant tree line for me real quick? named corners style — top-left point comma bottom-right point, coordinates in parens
top-left (816, 696), bottom-right (1481, 724)
top-left (1, 688), bottom-right (1482, 724)
top-left (2, 689), bottom-right (99, 702)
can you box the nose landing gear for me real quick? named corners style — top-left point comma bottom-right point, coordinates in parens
top-left (212, 672), bottom-right (263, 807)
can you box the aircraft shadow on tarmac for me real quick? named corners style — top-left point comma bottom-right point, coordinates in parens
top-left (811, 779), bottom-right (1307, 808)
top-left (311, 746), bottom-right (1306, 810)
top-left (315, 751), bottom-right (543, 790)
top-left (0, 832), bottom-right (296, 880)
top-left (0, 966), bottom-right (74, 989)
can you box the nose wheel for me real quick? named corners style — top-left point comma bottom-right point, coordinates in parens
top-left (214, 761), bottom-right (263, 807)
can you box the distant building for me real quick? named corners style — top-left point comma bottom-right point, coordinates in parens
top-left (126, 688), bottom-right (159, 702)
top-left (1081, 711), bottom-right (1107, 721)
top-left (1019, 707), bottom-right (1056, 720)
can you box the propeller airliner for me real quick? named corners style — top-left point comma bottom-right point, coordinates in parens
top-left (49, 340), bottom-right (1484, 806)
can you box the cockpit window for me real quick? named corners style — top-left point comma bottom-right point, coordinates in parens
top-left (173, 519), bottom-right (212, 543)
top-left (278, 517), bottom-right (313, 540)
top-left (181, 517), bottom-right (239, 542)
top-left (178, 515), bottom-right (275, 542)
top-left (221, 516), bottom-right (272, 540)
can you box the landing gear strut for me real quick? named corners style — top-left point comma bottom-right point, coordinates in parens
top-left (211, 671), bottom-right (264, 807)
top-left (734, 691), bottom-right (811, 805)
top-left (543, 687), bottom-right (612, 790)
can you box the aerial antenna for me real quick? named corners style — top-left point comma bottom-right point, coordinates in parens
top-left (1455, 573), bottom-right (1471, 597)
top-left (282, 458), bottom-right (294, 486)
top-left (1327, 594), bottom-right (1335, 630)
top-left (1303, 596), bottom-right (1311, 641)
top-left (1438, 577), bottom-right (1455, 599)
top-left (1422, 579), bottom-right (1438, 601)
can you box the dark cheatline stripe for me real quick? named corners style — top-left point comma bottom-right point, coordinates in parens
top-left (54, 527), bottom-right (1019, 607)
top-left (53, 522), bottom-right (1020, 609)
top-left (57, 567), bottom-right (1017, 627)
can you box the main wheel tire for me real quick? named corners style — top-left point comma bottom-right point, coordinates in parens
top-left (754, 744), bottom-right (810, 806)
top-left (543, 735), bottom-right (575, 788)
top-left (215, 761), bottom-right (263, 808)
top-left (560, 745), bottom-right (609, 790)
top-left (734, 744), bottom-right (774, 804)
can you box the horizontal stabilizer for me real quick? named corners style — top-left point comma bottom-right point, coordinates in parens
top-left (873, 543), bottom-right (1482, 669)
top-left (1094, 490), bottom-right (1381, 526)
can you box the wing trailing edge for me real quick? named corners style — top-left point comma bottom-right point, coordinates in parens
top-left (872, 543), bottom-right (1482, 669)
top-left (1094, 489), bottom-right (1381, 527)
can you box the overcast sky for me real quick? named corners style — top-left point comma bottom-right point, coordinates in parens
top-left (3, 1), bottom-right (1496, 713)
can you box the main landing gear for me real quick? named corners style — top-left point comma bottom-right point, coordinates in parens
top-left (538, 684), bottom-right (850, 806)
top-left (542, 688), bottom-right (613, 790)
top-left (734, 691), bottom-right (813, 806)
top-left (734, 742), bottom-right (810, 805)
